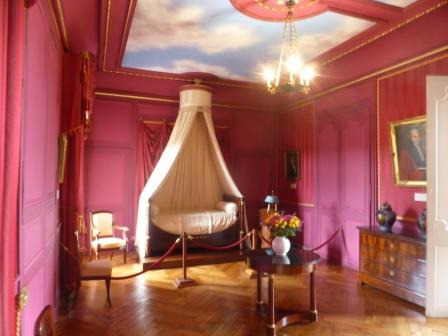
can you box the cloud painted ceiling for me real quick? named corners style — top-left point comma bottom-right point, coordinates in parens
top-left (123, 0), bottom-right (414, 82)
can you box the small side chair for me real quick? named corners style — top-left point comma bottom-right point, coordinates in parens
top-left (74, 230), bottom-right (113, 308)
top-left (90, 211), bottom-right (128, 263)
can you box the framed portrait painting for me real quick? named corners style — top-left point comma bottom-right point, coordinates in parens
top-left (389, 116), bottom-right (426, 187)
top-left (284, 150), bottom-right (300, 180)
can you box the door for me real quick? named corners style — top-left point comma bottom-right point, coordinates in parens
top-left (316, 106), bottom-right (372, 269)
top-left (426, 75), bottom-right (448, 317)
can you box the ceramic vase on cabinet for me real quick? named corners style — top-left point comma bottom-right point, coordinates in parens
top-left (271, 236), bottom-right (290, 255)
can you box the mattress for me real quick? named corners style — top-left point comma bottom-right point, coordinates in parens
top-left (151, 209), bottom-right (238, 235)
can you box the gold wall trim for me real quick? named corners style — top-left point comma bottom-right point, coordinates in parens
top-left (142, 119), bottom-right (229, 129)
top-left (95, 90), bottom-right (277, 112)
top-left (285, 45), bottom-right (448, 112)
top-left (321, 0), bottom-right (448, 67)
top-left (102, 0), bottom-right (111, 71)
top-left (283, 201), bottom-right (315, 208)
top-left (118, 0), bottom-right (135, 67)
top-left (376, 53), bottom-right (448, 205)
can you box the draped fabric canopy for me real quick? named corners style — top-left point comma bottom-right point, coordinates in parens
top-left (135, 85), bottom-right (243, 260)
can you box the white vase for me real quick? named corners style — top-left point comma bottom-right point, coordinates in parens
top-left (271, 236), bottom-right (291, 255)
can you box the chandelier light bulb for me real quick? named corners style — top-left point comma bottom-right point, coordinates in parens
top-left (301, 66), bottom-right (315, 85)
top-left (286, 56), bottom-right (302, 74)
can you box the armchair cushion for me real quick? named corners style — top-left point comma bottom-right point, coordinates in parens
top-left (81, 259), bottom-right (112, 278)
top-left (91, 237), bottom-right (126, 250)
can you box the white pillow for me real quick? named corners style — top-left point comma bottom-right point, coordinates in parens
top-left (150, 203), bottom-right (160, 216)
top-left (216, 201), bottom-right (237, 214)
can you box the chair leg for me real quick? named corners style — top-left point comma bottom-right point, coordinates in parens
top-left (105, 278), bottom-right (112, 308)
top-left (110, 252), bottom-right (114, 260)
top-left (73, 282), bottom-right (80, 310)
top-left (89, 248), bottom-right (93, 261)
top-left (124, 247), bottom-right (127, 264)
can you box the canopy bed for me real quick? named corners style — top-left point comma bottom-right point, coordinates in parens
top-left (135, 84), bottom-right (249, 286)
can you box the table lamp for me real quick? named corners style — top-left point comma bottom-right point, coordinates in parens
top-left (264, 191), bottom-right (279, 213)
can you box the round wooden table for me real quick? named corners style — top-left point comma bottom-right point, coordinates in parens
top-left (246, 248), bottom-right (320, 336)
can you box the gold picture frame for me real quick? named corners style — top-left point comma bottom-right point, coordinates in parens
top-left (58, 133), bottom-right (68, 184)
top-left (389, 116), bottom-right (426, 187)
top-left (284, 150), bottom-right (300, 180)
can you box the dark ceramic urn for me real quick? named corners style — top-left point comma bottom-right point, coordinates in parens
top-left (417, 208), bottom-right (427, 238)
top-left (376, 202), bottom-right (397, 233)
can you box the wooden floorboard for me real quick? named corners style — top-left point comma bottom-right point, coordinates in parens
top-left (56, 252), bottom-right (448, 336)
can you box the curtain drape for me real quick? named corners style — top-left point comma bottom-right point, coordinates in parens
top-left (0, 1), bottom-right (25, 335)
top-left (134, 121), bottom-right (170, 226)
top-left (60, 51), bottom-right (94, 292)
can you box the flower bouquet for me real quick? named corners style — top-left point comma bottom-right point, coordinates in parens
top-left (263, 212), bottom-right (302, 255)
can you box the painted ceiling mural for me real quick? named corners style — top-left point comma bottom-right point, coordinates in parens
top-left (123, 0), bottom-right (419, 83)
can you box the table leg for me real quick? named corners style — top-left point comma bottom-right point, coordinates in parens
top-left (256, 271), bottom-right (263, 313)
top-left (267, 274), bottom-right (276, 336)
top-left (310, 271), bottom-right (318, 322)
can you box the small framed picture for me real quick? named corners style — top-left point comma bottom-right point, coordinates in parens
top-left (284, 150), bottom-right (300, 180)
top-left (389, 116), bottom-right (426, 187)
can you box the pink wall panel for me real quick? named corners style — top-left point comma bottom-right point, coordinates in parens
top-left (20, 1), bottom-right (62, 333)
top-left (23, 6), bottom-right (47, 204)
top-left (86, 146), bottom-right (133, 231)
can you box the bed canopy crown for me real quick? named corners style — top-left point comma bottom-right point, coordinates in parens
top-left (135, 84), bottom-right (245, 260)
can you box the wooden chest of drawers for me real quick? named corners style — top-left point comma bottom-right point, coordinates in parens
top-left (358, 227), bottom-right (426, 307)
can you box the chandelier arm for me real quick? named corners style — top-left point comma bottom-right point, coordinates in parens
top-left (275, 19), bottom-right (289, 87)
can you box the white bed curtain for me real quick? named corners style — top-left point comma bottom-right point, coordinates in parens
top-left (135, 85), bottom-right (243, 261)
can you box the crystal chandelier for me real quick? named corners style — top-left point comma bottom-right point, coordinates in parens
top-left (263, 0), bottom-right (315, 95)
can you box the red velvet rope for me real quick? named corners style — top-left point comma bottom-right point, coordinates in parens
top-left (309, 227), bottom-right (343, 252)
top-left (188, 230), bottom-right (253, 251)
top-left (257, 227), bottom-right (344, 252)
top-left (111, 236), bottom-right (181, 280)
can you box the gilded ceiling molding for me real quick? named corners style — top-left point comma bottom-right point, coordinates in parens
top-left (285, 45), bottom-right (448, 112)
top-left (103, 0), bottom-right (265, 91)
top-left (102, 0), bottom-right (111, 71)
top-left (376, 51), bottom-right (448, 206)
top-left (54, 0), bottom-right (69, 51)
top-left (95, 90), bottom-right (277, 112)
top-left (47, 0), bottom-right (69, 51)
top-left (320, 0), bottom-right (448, 67)
top-left (117, 0), bottom-right (135, 67)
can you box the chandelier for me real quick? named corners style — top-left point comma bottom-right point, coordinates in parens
top-left (263, 0), bottom-right (315, 95)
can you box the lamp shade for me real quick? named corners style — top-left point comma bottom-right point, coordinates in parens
top-left (264, 194), bottom-right (279, 205)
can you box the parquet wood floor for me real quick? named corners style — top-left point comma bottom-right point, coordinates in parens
top-left (56, 253), bottom-right (448, 336)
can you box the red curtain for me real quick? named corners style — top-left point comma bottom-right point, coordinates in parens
top-left (60, 51), bottom-right (95, 292)
top-left (134, 121), bottom-right (170, 214)
top-left (0, 1), bottom-right (25, 335)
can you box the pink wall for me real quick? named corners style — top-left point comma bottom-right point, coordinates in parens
top-left (86, 76), bottom-right (278, 250)
top-left (19, 1), bottom-right (62, 334)
top-left (278, 6), bottom-right (448, 270)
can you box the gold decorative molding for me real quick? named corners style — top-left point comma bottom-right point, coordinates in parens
top-left (95, 90), bottom-right (277, 112)
top-left (47, 0), bottom-right (69, 51)
top-left (280, 100), bottom-right (314, 114)
top-left (376, 52), bottom-right (448, 205)
top-left (321, 0), bottom-right (448, 67)
top-left (15, 287), bottom-right (28, 336)
top-left (282, 200), bottom-right (315, 208)
top-left (286, 45), bottom-right (448, 112)
top-left (118, 0), bottom-right (135, 67)
top-left (102, 0), bottom-right (111, 71)
top-left (54, 0), bottom-right (69, 51)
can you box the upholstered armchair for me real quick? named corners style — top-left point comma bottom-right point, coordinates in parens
top-left (90, 211), bottom-right (128, 263)
top-left (34, 305), bottom-right (57, 336)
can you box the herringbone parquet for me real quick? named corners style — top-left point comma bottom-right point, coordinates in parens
top-left (56, 253), bottom-right (448, 336)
